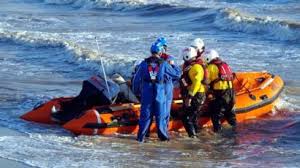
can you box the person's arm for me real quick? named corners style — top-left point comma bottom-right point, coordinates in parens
top-left (132, 61), bottom-right (143, 96)
top-left (207, 64), bottom-right (219, 86)
top-left (164, 61), bottom-right (182, 80)
top-left (188, 64), bottom-right (204, 97)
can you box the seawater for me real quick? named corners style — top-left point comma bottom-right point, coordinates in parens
top-left (0, 0), bottom-right (299, 167)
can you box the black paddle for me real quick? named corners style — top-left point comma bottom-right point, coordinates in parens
top-left (233, 73), bottom-right (256, 100)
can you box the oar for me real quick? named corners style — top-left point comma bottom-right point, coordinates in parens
top-left (95, 37), bottom-right (111, 100)
top-left (233, 73), bottom-right (256, 100)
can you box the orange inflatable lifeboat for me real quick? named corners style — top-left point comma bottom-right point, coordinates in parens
top-left (21, 71), bottom-right (284, 135)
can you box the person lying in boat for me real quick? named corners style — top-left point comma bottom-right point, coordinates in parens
top-left (204, 49), bottom-right (237, 132)
top-left (51, 74), bottom-right (139, 124)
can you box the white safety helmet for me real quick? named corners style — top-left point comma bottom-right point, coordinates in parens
top-left (204, 49), bottom-right (219, 63)
top-left (182, 47), bottom-right (197, 61)
top-left (190, 38), bottom-right (205, 52)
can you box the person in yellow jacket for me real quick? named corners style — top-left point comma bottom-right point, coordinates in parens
top-left (205, 49), bottom-right (237, 132)
top-left (180, 47), bottom-right (207, 137)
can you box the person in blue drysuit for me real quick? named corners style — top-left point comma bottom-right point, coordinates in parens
top-left (145, 38), bottom-right (181, 137)
top-left (132, 43), bottom-right (181, 142)
top-left (156, 37), bottom-right (181, 125)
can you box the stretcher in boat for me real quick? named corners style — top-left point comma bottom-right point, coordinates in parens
top-left (21, 71), bottom-right (284, 135)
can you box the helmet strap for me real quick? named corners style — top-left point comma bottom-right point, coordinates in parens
top-left (188, 57), bottom-right (197, 63)
top-left (199, 47), bottom-right (205, 55)
top-left (152, 53), bottom-right (160, 58)
top-left (163, 45), bottom-right (167, 52)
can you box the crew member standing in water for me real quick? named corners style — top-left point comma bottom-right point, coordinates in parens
top-left (180, 47), bottom-right (207, 138)
top-left (145, 37), bottom-right (181, 136)
top-left (132, 43), bottom-right (181, 142)
top-left (157, 38), bottom-right (181, 122)
top-left (204, 49), bottom-right (237, 132)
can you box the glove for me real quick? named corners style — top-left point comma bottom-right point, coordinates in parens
top-left (168, 60), bottom-right (174, 65)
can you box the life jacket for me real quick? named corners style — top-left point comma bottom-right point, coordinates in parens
top-left (160, 53), bottom-right (169, 61)
top-left (210, 59), bottom-right (234, 85)
top-left (180, 58), bottom-right (209, 88)
top-left (145, 57), bottom-right (164, 83)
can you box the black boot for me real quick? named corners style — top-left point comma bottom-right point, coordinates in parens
top-left (187, 125), bottom-right (197, 138)
top-left (211, 117), bottom-right (222, 133)
top-left (227, 118), bottom-right (237, 127)
top-left (145, 129), bottom-right (150, 138)
top-left (182, 117), bottom-right (197, 137)
top-left (213, 124), bottom-right (222, 133)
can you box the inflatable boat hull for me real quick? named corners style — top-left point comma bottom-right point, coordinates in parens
top-left (21, 71), bottom-right (284, 135)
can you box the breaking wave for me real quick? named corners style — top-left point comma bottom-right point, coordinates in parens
top-left (214, 8), bottom-right (300, 41)
top-left (38, 0), bottom-right (300, 42)
top-left (43, 0), bottom-right (176, 11)
top-left (0, 29), bottom-right (138, 77)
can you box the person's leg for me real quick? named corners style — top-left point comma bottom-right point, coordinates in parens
top-left (145, 115), bottom-right (153, 138)
top-left (223, 89), bottom-right (237, 127)
top-left (155, 99), bottom-right (169, 141)
top-left (182, 93), bottom-right (205, 137)
top-left (182, 106), bottom-right (197, 137)
top-left (165, 83), bottom-right (173, 126)
top-left (137, 103), bottom-right (153, 142)
top-left (210, 92), bottom-right (224, 132)
top-left (191, 93), bottom-right (205, 133)
top-left (224, 108), bottom-right (236, 127)
top-left (138, 84), bottom-right (155, 142)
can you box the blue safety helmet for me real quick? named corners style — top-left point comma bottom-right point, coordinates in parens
top-left (150, 42), bottom-right (163, 54)
top-left (156, 37), bottom-right (167, 46)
